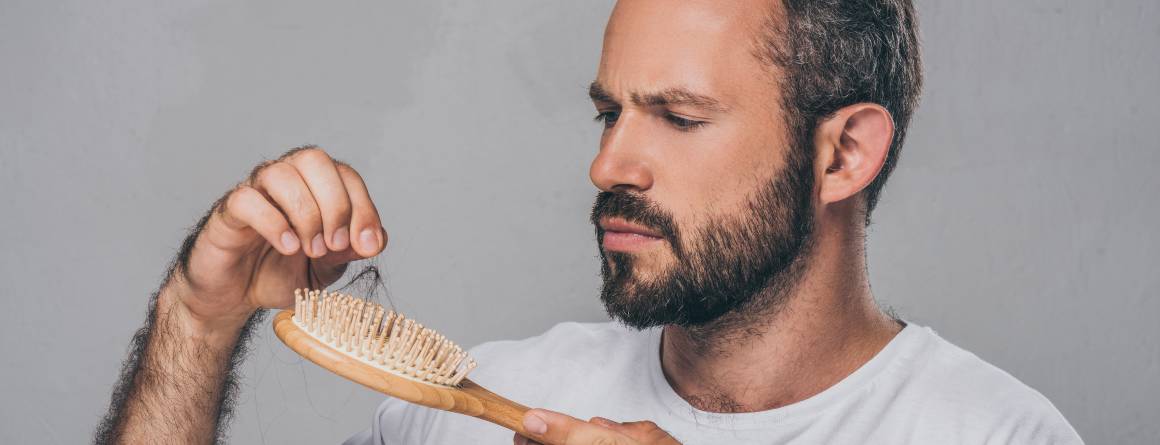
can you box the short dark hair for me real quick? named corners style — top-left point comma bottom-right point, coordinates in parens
top-left (757, 0), bottom-right (923, 224)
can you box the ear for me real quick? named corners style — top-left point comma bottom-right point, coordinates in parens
top-left (813, 103), bottom-right (895, 205)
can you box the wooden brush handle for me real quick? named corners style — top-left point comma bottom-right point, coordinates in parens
top-left (273, 311), bottom-right (531, 435)
top-left (455, 379), bottom-right (532, 433)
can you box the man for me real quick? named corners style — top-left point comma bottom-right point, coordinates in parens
top-left (96, 0), bottom-right (1083, 444)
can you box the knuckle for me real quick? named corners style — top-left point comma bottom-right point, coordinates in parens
top-left (253, 160), bottom-right (290, 185)
top-left (300, 148), bottom-right (331, 164)
top-left (336, 162), bottom-right (364, 180)
top-left (281, 144), bottom-right (329, 162)
top-left (246, 159), bottom-right (276, 184)
top-left (216, 185), bottom-right (262, 228)
top-left (221, 185), bottom-right (250, 213)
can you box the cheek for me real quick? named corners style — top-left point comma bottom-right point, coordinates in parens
top-left (650, 126), bottom-right (784, 228)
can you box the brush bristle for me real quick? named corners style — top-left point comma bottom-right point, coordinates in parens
top-left (291, 288), bottom-right (476, 387)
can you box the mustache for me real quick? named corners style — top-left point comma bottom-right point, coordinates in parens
top-left (590, 191), bottom-right (679, 242)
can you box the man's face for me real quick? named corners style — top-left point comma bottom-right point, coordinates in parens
top-left (589, 0), bottom-right (816, 329)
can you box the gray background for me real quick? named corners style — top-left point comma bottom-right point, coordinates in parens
top-left (0, 0), bottom-right (1155, 443)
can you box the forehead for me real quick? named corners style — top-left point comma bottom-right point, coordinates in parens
top-left (597, 0), bottom-right (777, 102)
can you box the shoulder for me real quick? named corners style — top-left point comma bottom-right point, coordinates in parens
top-left (900, 324), bottom-right (1083, 444)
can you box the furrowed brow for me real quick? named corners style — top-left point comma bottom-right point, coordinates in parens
top-left (632, 88), bottom-right (728, 113)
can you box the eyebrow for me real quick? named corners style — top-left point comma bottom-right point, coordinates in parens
top-left (588, 81), bottom-right (728, 113)
top-left (588, 82), bottom-right (616, 103)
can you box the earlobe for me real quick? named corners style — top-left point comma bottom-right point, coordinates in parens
top-left (817, 104), bottom-right (894, 205)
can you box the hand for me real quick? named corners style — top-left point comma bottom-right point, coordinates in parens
top-left (171, 146), bottom-right (386, 330)
top-left (514, 409), bottom-right (682, 445)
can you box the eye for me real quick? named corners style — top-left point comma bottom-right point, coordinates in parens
top-left (593, 110), bottom-right (621, 129)
top-left (664, 113), bottom-right (707, 131)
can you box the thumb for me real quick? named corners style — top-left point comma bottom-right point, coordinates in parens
top-left (520, 409), bottom-right (638, 445)
top-left (605, 420), bottom-right (680, 444)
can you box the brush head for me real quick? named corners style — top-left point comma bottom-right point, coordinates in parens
top-left (290, 288), bottom-right (476, 387)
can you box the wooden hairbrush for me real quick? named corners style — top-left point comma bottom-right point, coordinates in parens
top-left (273, 289), bottom-right (531, 435)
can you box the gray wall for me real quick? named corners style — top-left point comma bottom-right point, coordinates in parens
top-left (0, 0), bottom-right (1154, 443)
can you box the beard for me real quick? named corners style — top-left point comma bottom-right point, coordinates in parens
top-left (590, 151), bottom-right (816, 331)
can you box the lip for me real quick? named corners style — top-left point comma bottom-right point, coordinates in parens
top-left (599, 217), bottom-right (665, 252)
top-left (599, 217), bottom-right (665, 238)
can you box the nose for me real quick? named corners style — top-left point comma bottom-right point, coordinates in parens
top-left (589, 113), bottom-right (654, 193)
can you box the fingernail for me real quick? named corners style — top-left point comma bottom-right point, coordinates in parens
top-left (311, 233), bottom-right (326, 256)
top-left (281, 231), bottom-right (299, 252)
top-left (523, 412), bottom-right (548, 435)
top-left (332, 226), bottom-right (350, 250)
top-left (360, 228), bottom-right (377, 250)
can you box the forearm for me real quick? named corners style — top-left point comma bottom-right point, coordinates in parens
top-left (95, 280), bottom-right (263, 444)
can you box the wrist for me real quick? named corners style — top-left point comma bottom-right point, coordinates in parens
top-left (157, 282), bottom-right (255, 346)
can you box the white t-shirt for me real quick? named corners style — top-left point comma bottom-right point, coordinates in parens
top-left (343, 321), bottom-right (1082, 444)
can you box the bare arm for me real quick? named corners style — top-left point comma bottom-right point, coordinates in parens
top-left (93, 279), bottom-right (260, 443)
top-left (94, 147), bottom-right (386, 444)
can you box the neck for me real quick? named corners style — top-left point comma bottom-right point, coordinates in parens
top-left (659, 218), bottom-right (901, 413)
